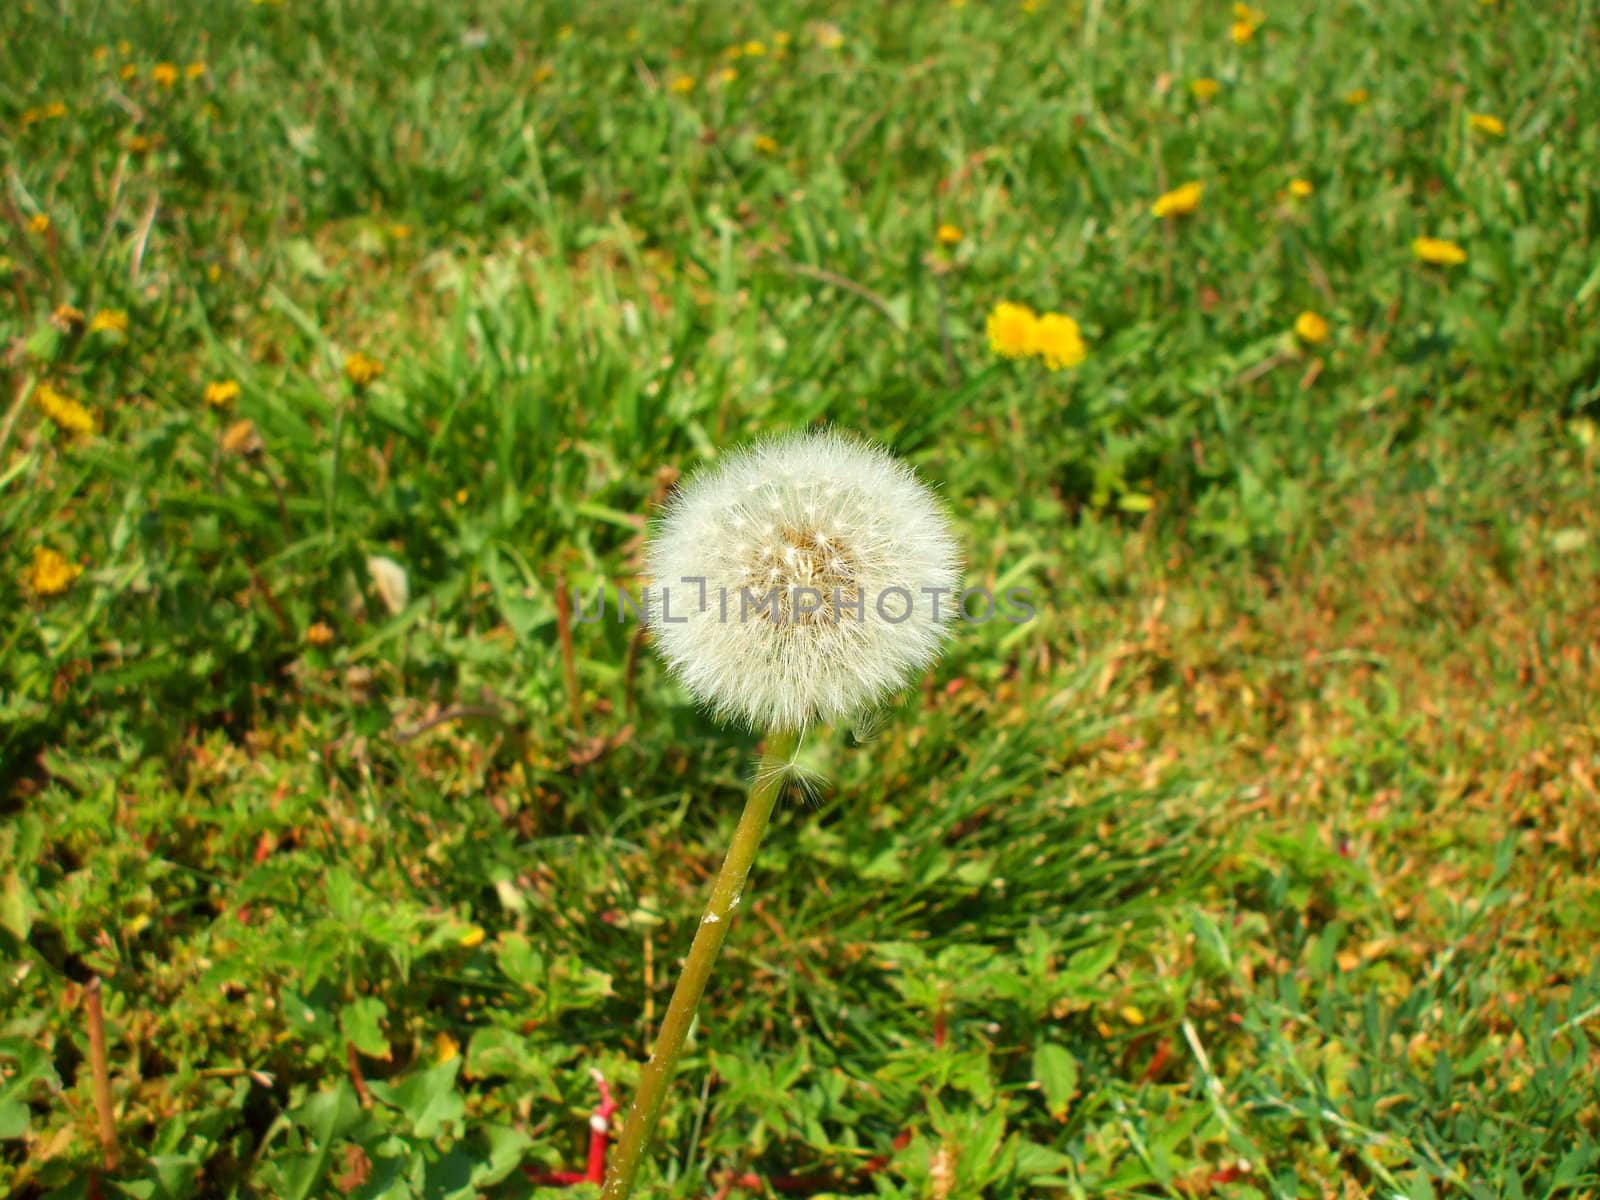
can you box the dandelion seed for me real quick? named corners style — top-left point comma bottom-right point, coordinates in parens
top-left (812, 21), bottom-right (845, 49)
top-left (1293, 311), bottom-right (1330, 344)
top-left (1412, 236), bottom-right (1467, 266)
top-left (221, 418), bottom-right (261, 456)
top-left (343, 351), bottom-right (384, 389)
top-left (1033, 312), bottom-right (1088, 371)
top-left (27, 546), bottom-right (83, 597)
top-left (1468, 112), bottom-right (1505, 136)
top-left (986, 302), bottom-right (1039, 359)
top-left (204, 379), bottom-right (241, 409)
top-left (1151, 180), bottom-right (1204, 218)
top-left (936, 223), bottom-right (963, 248)
top-left (367, 555), bottom-right (410, 615)
top-left (645, 430), bottom-right (961, 732)
top-left (89, 309), bottom-right (129, 335)
top-left (151, 62), bottom-right (179, 87)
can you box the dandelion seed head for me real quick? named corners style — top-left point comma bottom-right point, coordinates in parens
top-left (646, 430), bottom-right (962, 731)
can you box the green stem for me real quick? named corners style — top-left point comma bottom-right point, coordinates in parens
top-left (601, 728), bottom-right (799, 1200)
top-left (325, 398), bottom-right (347, 531)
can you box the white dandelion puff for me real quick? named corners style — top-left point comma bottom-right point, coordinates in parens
top-left (645, 429), bottom-right (962, 732)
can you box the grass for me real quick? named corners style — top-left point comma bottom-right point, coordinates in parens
top-left (3, 0), bottom-right (1599, 1196)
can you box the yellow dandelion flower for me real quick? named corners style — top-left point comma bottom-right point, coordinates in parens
top-left (433, 1032), bottom-right (460, 1062)
top-left (668, 73), bottom-right (696, 94)
top-left (1033, 312), bottom-right (1087, 371)
top-left (459, 925), bottom-right (487, 948)
top-left (305, 620), bottom-right (335, 646)
top-left (51, 304), bottom-right (86, 332)
top-left (93, 45), bottom-right (110, 62)
top-left (26, 546), bottom-right (83, 597)
top-left (1232, 2), bottom-right (1265, 20)
top-left (152, 62), bottom-right (180, 87)
top-left (1151, 180), bottom-right (1204, 218)
top-left (986, 302), bottom-right (1039, 359)
top-left (117, 40), bottom-right (132, 55)
top-left (344, 351), bottom-right (384, 388)
top-left (1288, 178), bottom-right (1313, 198)
top-left (1412, 236), bottom-right (1467, 266)
top-left (753, 134), bottom-right (778, 154)
top-left (1343, 87), bottom-right (1369, 106)
top-left (1022, 0), bottom-right (1040, 12)
top-left (1190, 77), bottom-right (1221, 100)
top-left (89, 309), bottom-right (130, 335)
top-left (716, 66), bottom-right (738, 85)
top-left (724, 44), bottom-right (744, 60)
top-left (29, 214), bottom-right (50, 234)
top-left (774, 31), bottom-right (792, 47)
top-left (1468, 112), bottom-right (1505, 136)
top-left (185, 61), bottom-right (207, 79)
top-left (533, 63), bottom-right (555, 84)
top-left (743, 39), bottom-right (767, 57)
top-left (127, 133), bottom-right (154, 153)
top-left (34, 383), bottom-right (96, 437)
top-left (384, 222), bottom-right (412, 240)
top-left (1231, 19), bottom-right (1258, 44)
top-left (119, 63), bottom-right (138, 81)
top-left (936, 223), bottom-right (963, 247)
top-left (556, 24), bottom-right (573, 40)
top-left (1293, 311), bottom-right (1330, 344)
top-left (204, 379), bottom-right (241, 409)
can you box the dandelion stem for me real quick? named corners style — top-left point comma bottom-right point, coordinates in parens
top-left (601, 728), bottom-right (799, 1200)
top-left (325, 400), bottom-right (346, 531)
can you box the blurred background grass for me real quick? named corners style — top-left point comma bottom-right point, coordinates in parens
top-left (2, 0), bottom-right (1598, 1196)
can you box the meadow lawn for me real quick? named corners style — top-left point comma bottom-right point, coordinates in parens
top-left (3, 0), bottom-right (1600, 1196)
